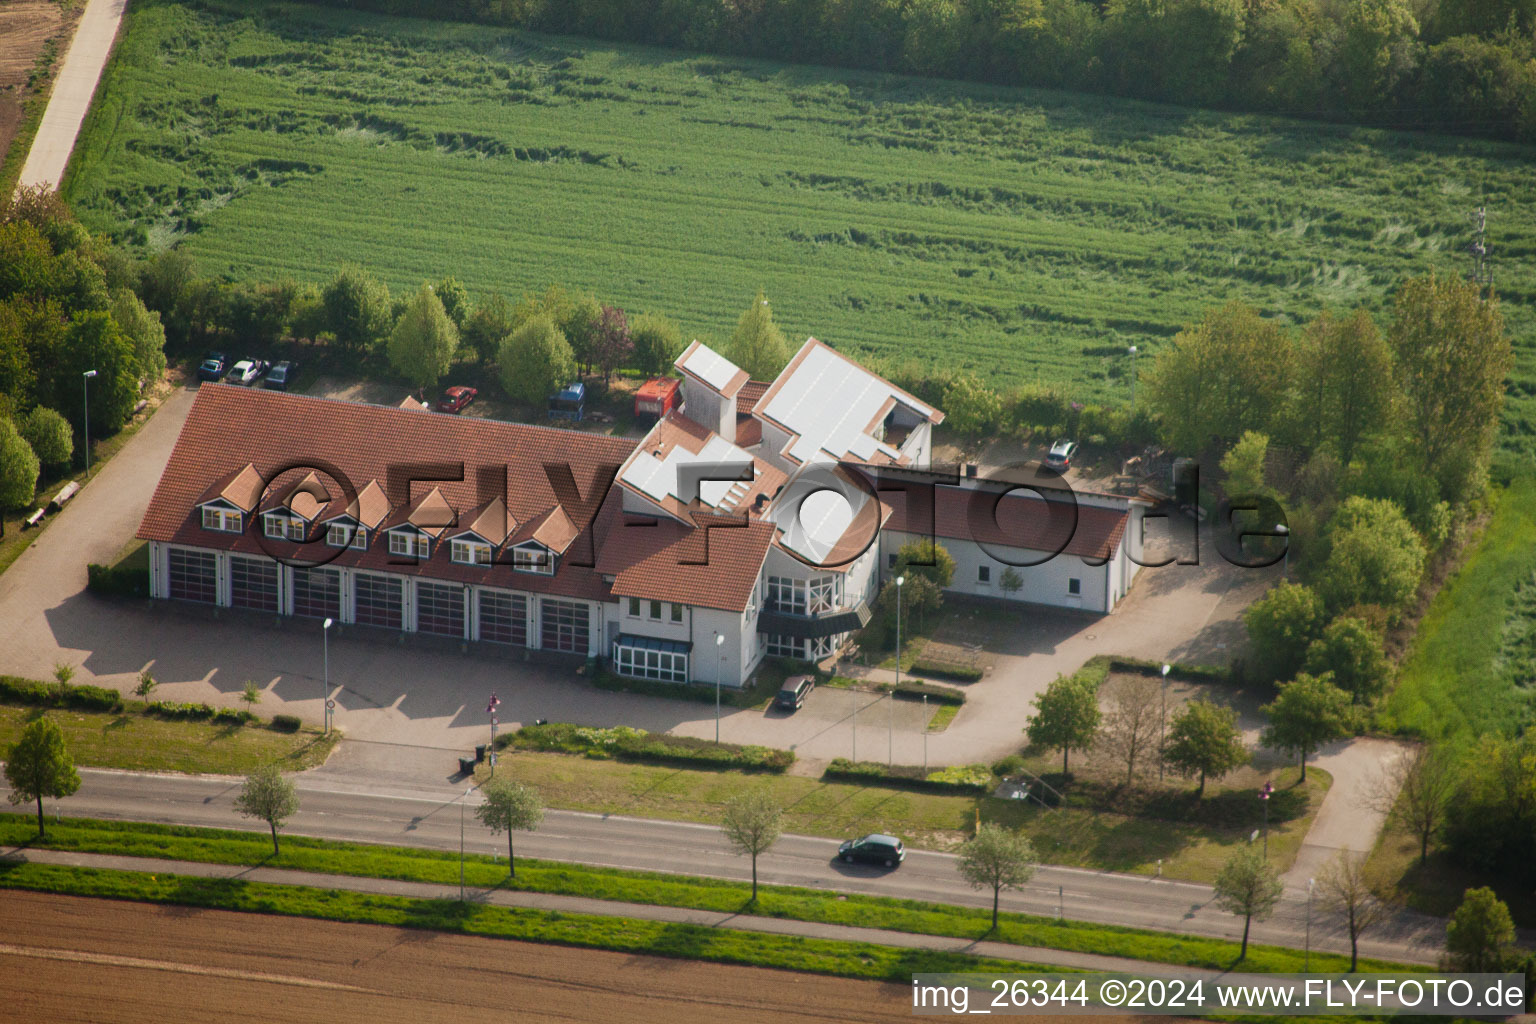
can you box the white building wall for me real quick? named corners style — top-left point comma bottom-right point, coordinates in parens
top-left (757, 420), bottom-right (796, 474)
top-left (880, 530), bottom-right (1112, 614)
top-left (147, 540), bottom-right (165, 599)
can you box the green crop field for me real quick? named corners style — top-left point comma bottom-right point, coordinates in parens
top-left (64, 0), bottom-right (1536, 443)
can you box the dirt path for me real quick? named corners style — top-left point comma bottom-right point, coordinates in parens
top-left (0, 1), bottom-right (66, 173)
top-left (0, 889), bottom-right (1157, 1024)
top-left (16, 0), bottom-right (125, 190)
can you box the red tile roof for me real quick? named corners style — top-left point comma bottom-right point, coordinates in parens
top-left (883, 485), bottom-right (1129, 561)
top-left (594, 500), bottom-right (775, 612)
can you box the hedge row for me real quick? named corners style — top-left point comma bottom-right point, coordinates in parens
top-left (907, 660), bottom-right (984, 684)
top-left (505, 722), bottom-right (794, 772)
top-left (86, 563), bottom-right (147, 598)
top-left (824, 758), bottom-right (993, 795)
top-left (879, 680), bottom-right (966, 705)
top-left (1103, 655), bottom-right (1229, 685)
top-left (0, 675), bottom-right (123, 713)
top-left (144, 701), bottom-right (257, 726)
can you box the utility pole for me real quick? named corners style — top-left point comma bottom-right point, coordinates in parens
top-left (1467, 206), bottom-right (1492, 300)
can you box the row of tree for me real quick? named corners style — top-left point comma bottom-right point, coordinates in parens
top-left (309, 0), bottom-right (1536, 143)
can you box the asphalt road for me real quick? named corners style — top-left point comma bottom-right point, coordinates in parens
top-left (7, 767), bottom-right (1447, 965)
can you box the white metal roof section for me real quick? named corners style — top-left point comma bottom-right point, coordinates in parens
top-left (620, 431), bottom-right (760, 513)
top-left (767, 465), bottom-right (870, 565)
top-left (675, 340), bottom-right (748, 397)
top-left (759, 341), bottom-right (938, 465)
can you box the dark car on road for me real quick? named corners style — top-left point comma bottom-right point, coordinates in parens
top-left (437, 385), bottom-right (478, 414)
top-left (838, 833), bottom-right (905, 868)
top-left (263, 360), bottom-right (298, 390)
top-left (775, 675), bottom-right (814, 711)
top-left (196, 352), bottom-right (228, 382)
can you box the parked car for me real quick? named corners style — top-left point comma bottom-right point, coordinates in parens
top-left (548, 381), bottom-right (585, 422)
top-left (263, 360), bottom-right (298, 390)
top-left (838, 833), bottom-right (906, 868)
top-left (437, 385), bottom-right (478, 414)
top-left (196, 352), bottom-right (228, 382)
top-left (224, 359), bottom-right (266, 386)
top-left (1044, 439), bottom-right (1079, 471)
top-left (775, 675), bottom-right (815, 711)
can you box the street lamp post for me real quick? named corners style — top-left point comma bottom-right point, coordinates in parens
top-left (81, 370), bottom-right (97, 478)
top-left (487, 693), bottom-right (501, 776)
top-left (1259, 780), bottom-right (1274, 859)
top-left (1128, 346), bottom-right (1138, 416)
top-left (1305, 876), bottom-right (1315, 972)
top-left (460, 784), bottom-right (471, 901)
top-left (922, 692), bottom-right (928, 774)
top-left (892, 575), bottom-right (904, 766)
top-left (322, 617), bottom-right (333, 734)
top-left (714, 632), bottom-right (725, 743)
top-left (851, 685), bottom-right (857, 761)
top-left (1275, 523), bottom-right (1290, 576)
top-left (1159, 663), bottom-right (1170, 781)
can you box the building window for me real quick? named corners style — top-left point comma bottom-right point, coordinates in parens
top-left (628, 597), bottom-right (641, 618)
top-left (767, 575), bottom-right (839, 615)
top-left (354, 573), bottom-right (404, 629)
top-left (416, 580), bottom-right (465, 637)
top-left (264, 515), bottom-right (285, 539)
top-left (1068, 577), bottom-right (1082, 596)
top-left (978, 565), bottom-right (991, 584)
top-left (612, 641), bottom-right (689, 683)
top-left (887, 553), bottom-right (897, 570)
top-left (327, 523), bottom-right (367, 549)
top-left (230, 555), bottom-right (279, 612)
top-left (670, 602), bottom-right (684, 623)
top-left (766, 634), bottom-right (802, 659)
top-left (292, 567), bottom-right (340, 620)
top-left (479, 590), bottom-right (528, 646)
top-left (513, 545), bottom-right (553, 574)
top-left (167, 547), bottom-right (217, 603)
top-left (648, 600), bottom-right (662, 621)
top-left (451, 539), bottom-right (491, 566)
top-left (767, 576), bottom-right (804, 615)
top-left (389, 531), bottom-right (429, 560)
top-left (201, 507), bottom-right (241, 532)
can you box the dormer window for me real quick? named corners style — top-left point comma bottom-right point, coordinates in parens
top-left (512, 543), bottom-right (553, 575)
top-left (451, 539), bottom-right (491, 565)
top-left (327, 523), bottom-right (366, 549)
top-left (388, 530), bottom-right (430, 559)
top-left (264, 513), bottom-right (306, 542)
top-left (201, 506), bottom-right (242, 532)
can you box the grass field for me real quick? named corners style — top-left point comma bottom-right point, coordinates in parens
top-left (63, 0), bottom-right (1536, 444)
top-left (1380, 477), bottom-right (1536, 742)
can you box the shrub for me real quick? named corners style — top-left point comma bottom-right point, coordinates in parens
top-left (0, 674), bottom-right (122, 712)
top-left (878, 679), bottom-right (967, 704)
top-left (508, 721), bottom-right (793, 772)
top-left (908, 659), bottom-right (983, 683)
top-left (86, 562), bottom-right (147, 598)
top-left (991, 754), bottom-right (1026, 778)
top-left (824, 758), bottom-right (994, 794)
top-left (270, 714), bottom-right (303, 733)
top-left (143, 700), bottom-right (252, 724)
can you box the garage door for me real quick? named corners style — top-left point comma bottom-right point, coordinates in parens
top-left (291, 567), bottom-right (340, 620)
top-left (477, 590), bottom-right (527, 646)
top-left (167, 548), bottom-right (217, 604)
top-left (354, 573), bottom-right (403, 630)
top-left (540, 598), bottom-right (589, 653)
top-left (416, 580), bottom-right (464, 637)
top-left (230, 556), bottom-right (278, 612)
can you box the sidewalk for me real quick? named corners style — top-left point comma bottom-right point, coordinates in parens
top-left (0, 845), bottom-right (1292, 982)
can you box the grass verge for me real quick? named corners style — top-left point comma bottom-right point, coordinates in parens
top-left (0, 703), bottom-right (339, 774)
top-left (0, 859), bottom-right (1038, 982)
top-left (0, 814), bottom-right (1418, 974)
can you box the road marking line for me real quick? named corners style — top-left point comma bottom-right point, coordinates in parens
top-left (0, 942), bottom-right (372, 992)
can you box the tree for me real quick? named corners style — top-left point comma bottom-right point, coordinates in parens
top-left (1260, 673), bottom-right (1353, 780)
top-left (725, 289), bottom-right (790, 380)
top-left (1317, 497), bottom-right (1425, 614)
top-left (109, 287), bottom-right (167, 383)
top-left (475, 776), bottom-right (544, 878)
top-left (235, 764), bottom-right (299, 855)
top-left (1388, 273), bottom-right (1512, 504)
top-left (629, 313), bottom-right (683, 375)
top-left (18, 406), bottom-right (72, 470)
top-left (134, 670), bottom-right (157, 699)
top-left (957, 823), bottom-right (1037, 931)
top-left (1293, 309), bottom-right (1393, 464)
top-left (1243, 581), bottom-right (1325, 683)
top-left (1144, 301), bottom-right (1295, 454)
top-left (54, 310), bottom-right (138, 432)
top-left (387, 283), bottom-right (459, 392)
top-left (321, 265), bottom-right (392, 355)
top-left (892, 538), bottom-right (956, 589)
top-left (1320, 852), bottom-right (1389, 971)
top-left (1304, 617), bottom-right (1390, 702)
top-left (1445, 887), bottom-right (1515, 972)
top-left (561, 293), bottom-right (603, 373)
top-left (462, 292), bottom-right (515, 367)
top-left (498, 315), bottom-right (576, 407)
top-left (241, 680), bottom-right (262, 706)
top-left (1340, 0), bottom-right (1419, 105)
top-left (721, 788), bottom-right (782, 902)
top-left (1099, 674), bottom-right (1161, 786)
top-left (1372, 744), bottom-right (1453, 864)
top-left (0, 417), bottom-right (39, 510)
top-left (1164, 698), bottom-right (1249, 797)
top-left (4, 716), bottom-right (80, 837)
top-left (433, 276), bottom-right (470, 329)
top-left (1220, 431), bottom-right (1271, 500)
top-left (1027, 672), bottom-right (1101, 774)
top-left (942, 374), bottom-right (1006, 437)
top-left (591, 304), bottom-right (632, 382)
top-left (1212, 846), bottom-right (1284, 960)
top-left (998, 566), bottom-right (1023, 599)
